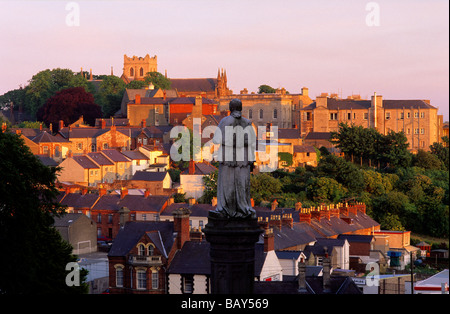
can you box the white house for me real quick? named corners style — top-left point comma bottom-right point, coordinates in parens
top-left (179, 161), bottom-right (217, 200)
top-left (121, 150), bottom-right (150, 175)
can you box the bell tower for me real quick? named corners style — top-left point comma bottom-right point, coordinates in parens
top-left (122, 54), bottom-right (158, 82)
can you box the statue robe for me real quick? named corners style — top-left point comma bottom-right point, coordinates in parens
top-left (211, 112), bottom-right (256, 219)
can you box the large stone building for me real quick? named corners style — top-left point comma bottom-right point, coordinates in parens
top-left (300, 93), bottom-right (443, 152)
top-left (218, 87), bottom-right (313, 129)
top-left (120, 54), bottom-right (158, 84)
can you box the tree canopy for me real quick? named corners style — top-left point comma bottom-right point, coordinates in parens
top-left (36, 87), bottom-right (102, 131)
top-left (0, 131), bottom-right (88, 294)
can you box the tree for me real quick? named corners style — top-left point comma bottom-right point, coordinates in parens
top-left (429, 140), bottom-right (449, 170)
top-left (413, 149), bottom-right (443, 170)
top-left (98, 75), bottom-right (126, 118)
top-left (199, 170), bottom-right (218, 204)
top-left (257, 84), bottom-right (276, 94)
top-left (0, 131), bottom-right (88, 294)
top-left (144, 72), bottom-right (172, 90)
top-left (306, 177), bottom-right (347, 203)
top-left (36, 87), bottom-right (102, 131)
top-left (126, 80), bottom-right (148, 89)
top-left (250, 173), bottom-right (283, 204)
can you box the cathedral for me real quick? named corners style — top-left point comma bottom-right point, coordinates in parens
top-left (120, 54), bottom-right (231, 100)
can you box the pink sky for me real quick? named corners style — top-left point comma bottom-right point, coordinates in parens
top-left (0, 0), bottom-right (448, 120)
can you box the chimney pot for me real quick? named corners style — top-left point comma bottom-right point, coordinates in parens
top-left (120, 187), bottom-right (128, 199)
top-left (135, 94), bottom-right (141, 105)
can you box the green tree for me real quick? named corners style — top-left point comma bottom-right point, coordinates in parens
top-left (144, 72), bottom-right (172, 90)
top-left (429, 140), bottom-right (449, 170)
top-left (0, 131), bottom-right (88, 294)
top-left (126, 80), bottom-right (148, 89)
top-left (306, 177), bottom-right (348, 203)
top-left (413, 149), bottom-right (443, 170)
top-left (97, 75), bottom-right (126, 118)
top-left (257, 84), bottom-right (276, 94)
top-left (250, 173), bottom-right (283, 204)
top-left (199, 170), bottom-right (218, 204)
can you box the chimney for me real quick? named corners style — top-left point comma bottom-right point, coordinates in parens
top-left (269, 215), bottom-right (282, 229)
top-left (193, 96), bottom-right (203, 119)
top-left (119, 206), bottom-right (130, 228)
top-left (330, 204), bottom-right (340, 218)
top-left (322, 247), bottom-right (331, 293)
top-left (120, 187), bottom-right (128, 199)
top-left (251, 198), bottom-right (255, 207)
top-left (189, 160), bottom-right (195, 174)
top-left (39, 123), bottom-right (43, 131)
top-left (263, 228), bottom-right (274, 253)
top-left (101, 119), bottom-right (106, 129)
top-left (299, 208), bottom-right (311, 224)
top-left (15, 129), bottom-right (21, 135)
top-left (135, 94), bottom-right (141, 105)
top-left (49, 123), bottom-right (53, 134)
top-left (141, 119), bottom-right (146, 128)
top-left (282, 214), bottom-right (294, 229)
top-left (257, 217), bottom-right (269, 230)
top-left (144, 189), bottom-right (150, 198)
top-left (81, 188), bottom-right (88, 196)
top-left (167, 197), bottom-right (175, 206)
top-left (89, 69), bottom-right (93, 80)
top-left (357, 202), bottom-right (366, 214)
top-left (271, 199), bottom-right (278, 211)
top-left (311, 208), bottom-right (321, 221)
top-left (59, 120), bottom-right (64, 130)
top-left (99, 186), bottom-right (107, 197)
top-left (295, 202), bottom-right (302, 211)
top-left (173, 207), bottom-right (191, 249)
top-left (348, 204), bottom-right (358, 216)
top-left (298, 257), bottom-right (307, 293)
top-left (301, 87), bottom-right (309, 97)
top-left (211, 197), bottom-right (217, 207)
top-left (339, 203), bottom-right (349, 217)
top-left (188, 198), bottom-right (196, 206)
top-left (189, 227), bottom-right (203, 242)
top-left (65, 187), bottom-right (71, 195)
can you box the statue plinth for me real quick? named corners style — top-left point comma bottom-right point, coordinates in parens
top-left (204, 213), bottom-right (263, 294)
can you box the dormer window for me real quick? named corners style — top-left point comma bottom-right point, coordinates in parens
top-left (138, 244), bottom-right (145, 256)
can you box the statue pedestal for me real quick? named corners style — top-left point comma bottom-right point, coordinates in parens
top-left (204, 214), bottom-right (263, 294)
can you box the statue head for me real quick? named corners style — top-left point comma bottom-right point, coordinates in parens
top-left (229, 99), bottom-right (242, 113)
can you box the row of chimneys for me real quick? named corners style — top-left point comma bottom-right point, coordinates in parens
top-left (258, 214), bottom-right (294, 230)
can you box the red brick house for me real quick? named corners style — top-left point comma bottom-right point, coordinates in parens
top-left (108, 207), bottom-right (191, 294)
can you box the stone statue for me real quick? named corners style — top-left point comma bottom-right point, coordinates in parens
top-left (210, 99), bottom-right (256, 219)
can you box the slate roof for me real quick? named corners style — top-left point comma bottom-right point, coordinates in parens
top-left (131, 171), bottom-right (168, 182)
top-left (72, 155), bottom-right (100, 169)
top-left (108, 221), bottom-right (174, 257)
top-left (37, 155), bottom-right (58, 167)
top-left (303, 238), bottom-right (347, 258)
top-left (337, 234), bottom-right (374, 243)
top-left (170, 78), bottom-right (217, 93)
top-left (87, 152), bottom-right (114, 166)
top-left (162, 203), bottom-right (214, 218)
top-left (53, 213), bottom-right (85, 227)
top-left (121, 150), bottom-right (149, 160)
top-left (92, 194), bottom-right (169, 212)
top-left (304, 132), bottom-right (331, 140)
top-left (181, 162), bottom-right (217, 175)
top-left (95, 118), bottom-right (129, 127)
top-left (60, 193), bottom-right (100, 209)
top-left (278, 128), bottom-right (300, 139)
top-left (265, 223), bottom-right (319, 250)
top-left (32, 131), bottom-right (68, 143)
top-left (100, 149), bottom-right (131, 162)
top-left (167, 241), bottom-right (211, 275)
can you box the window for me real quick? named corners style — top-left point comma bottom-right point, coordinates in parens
top-left (414, 112), bottom-right (419, 118)
top-left (420, 128), bottom-right (425, 134)
top-left (131, 213), bottom-right (136, 221)
top-left (407, 112), bottom-right (411, 119)
top-left (199, 220), bottom-right (204, 228)
top-left (385, 112), bottom-right (391, 120)
top-left (137, 270), bottom-right (147, 290)
top-left (97, 228), bottom-right (102, 237)
top-left (353, 113), bottom-right (356, 119)
top-left (43, 146), bottom-right (49, 154)
top-left (183, 275), bottom-right (194, 294)
top-left (420, 112), bottom-right (425, 118)
top-left (103, 143), bottom-right (108, 150)
top-left (347, 113), bottom-right (351, 120)
top-left (273, 109), bottom-right (278, 119)
top-left (97, 214), bottom-right (101, 223)
top-left (248, 109), bottom-right (253, 119)
top-left (414, 128), bottom-right (419, 134)
top-left (259, 109), bottom-right (264, 120)
top-left (108, 214), bottom-right (113, 224)
top-left (364, 113), bottom-right (369, 120)
top-left (138, 244), bottom-right (145, 256)
top-left (142, 214), bottom-right (147, 221)
top-left (148, 245), bottom-right (154, 256)
top-left (139, 67), bottom-right (144, 77)
top-left (77, 143), bottom-right (83, 150)
top-left (407, 128), bottom-right (411, 135)
top-left (400, 112), bottom-right (404, 119)
top-left (330, 113), bottom-right (338, 120)
top-left (152, 272), bottom-right (159, 290)
top-left (130, 68), bottom-right (134, 77)
top-left (116, 267), bottom-right (124, 287)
